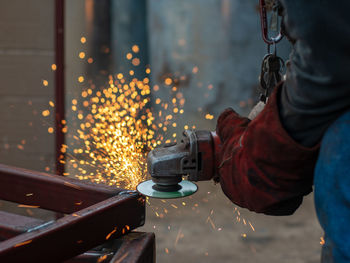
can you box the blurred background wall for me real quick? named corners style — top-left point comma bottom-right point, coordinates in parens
top-left (0, 0), bottom-right (55, 172)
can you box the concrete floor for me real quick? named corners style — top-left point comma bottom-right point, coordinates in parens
top-left (140, 181), bottom-right (323, 263)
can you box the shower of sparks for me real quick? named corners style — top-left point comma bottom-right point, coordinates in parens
top-left (69, 75), bottom-right (153, 189)
top-left (63, 45), bottom-right (186, 189)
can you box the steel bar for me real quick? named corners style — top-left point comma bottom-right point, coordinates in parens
top-left (110, 232), bottom-right (155, 263)
top-left (64, 232), bottom-right (155, 263)
top-left (0, 192), bottom-right (145, 263)
top-left (55, 0), bottom-right (65, 175)
top-left (0, 212), bottom-right (115, 263)
top-left (0, 163), bottom-right (121, 213)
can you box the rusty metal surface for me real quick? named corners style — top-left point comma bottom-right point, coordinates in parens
top-left (0, 211), bottom-right (44, 241)
top-left (0, 163), bottom-right (122, 213)
top-left (0, 211), bottom-right (134, 263)
top-left (111, 232), bottom-right (155, 263)
top-left (0, 212), bottom-right (114, 262)
top-left (0, 192), bottom-right (145, 262)
top-left (65, 232), bottom-right (155, 263)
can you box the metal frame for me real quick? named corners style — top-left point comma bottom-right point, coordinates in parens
top-left (0, 164), bottom-right (147, 262)
top-left (0, 211), bottom-right (155, 263)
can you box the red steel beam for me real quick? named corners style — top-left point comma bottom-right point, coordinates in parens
top-left (0, 163), bottom-right (122, 213)
top-left (110, 232), bottom-right (155, 263)
top-left (55, 0), bottom-right (65, 175)
top-left (0, 212), bottom-right (113, 262)
top-left (0, 212), bottom-right (153, 263)
top-left (0, 193), bottom-right (145, 263)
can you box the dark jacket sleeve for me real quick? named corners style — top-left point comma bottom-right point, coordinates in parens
top-left (216, 84), bottom-right (319, 215)
top-left (278, 0), bottom-right (350, 147)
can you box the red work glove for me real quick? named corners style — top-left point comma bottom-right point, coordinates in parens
top-left (216, 83), bottom-right (319, 215)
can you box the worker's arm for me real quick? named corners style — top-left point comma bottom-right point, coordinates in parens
top-left (279, 0), bottom-right (350, 147)
top-left (216, 84), bottom-right (318, 215)
top-left (216, 0), bottom-right (350, 215)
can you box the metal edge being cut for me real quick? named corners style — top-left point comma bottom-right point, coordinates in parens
top-left (137, 180), bottom-right (198, 199)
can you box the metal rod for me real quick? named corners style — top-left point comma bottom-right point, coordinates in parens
top-left (0, 212), bottom-right (146, 263)
top-left (110, 232), bottom-right (155, 263)
top-left (0, 163), bottom-right (121, 213)
top-left (55, 0), bottom-right (65, 175)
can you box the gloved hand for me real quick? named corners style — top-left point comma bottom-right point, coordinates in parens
top-left (216, 82), bottom-right (319, 215)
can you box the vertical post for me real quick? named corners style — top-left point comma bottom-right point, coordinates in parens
top-left (55, 0), bottom-right (65, 175)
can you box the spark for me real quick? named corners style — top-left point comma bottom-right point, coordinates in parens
top-left (78, 76), bottom-right (84, 83)
top-left (42, 110), bottom-right (50, 117)
top-left (132, 58), bottom-right (140, 66)
top-left (205, 114), bottom-right (214, 120)
top-left (80, 37), bottom-right (87, 44)
top-left (68, 70), bottom-right (183, 189)
top-left (106, 227), bottom-right (117, 240)
top-left (17, 205), bottom-right (40, 208)
top-left (164, 78), bottom-right (172, 85)
top-left (126, 53), bottom-right (132, 60)
top-left (320, 237), bottom-right (325, 245)
top-left (132, 45), bottom-right (140, 53)
top-left (79, 52), bottom-right (86, 59)
top-left (207, 217), bottom-right (216, 230)
top-left (17, 144), bottom-right (24, 150)
top-left (14, 240), bottom-right (32, 247)
top-left (97, 254), bottom-right (108, 263)
top-left (249, 221), bottom-right (255, 231)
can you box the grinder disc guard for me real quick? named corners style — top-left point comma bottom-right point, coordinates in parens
top-left (137, 180), bottom-right (197, 199)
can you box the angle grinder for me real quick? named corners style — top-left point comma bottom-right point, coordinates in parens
top-left (137, 130), bottom-right (221, 199)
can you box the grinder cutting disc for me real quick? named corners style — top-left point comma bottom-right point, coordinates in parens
top-left (137, 180), bottom-right (197, 199)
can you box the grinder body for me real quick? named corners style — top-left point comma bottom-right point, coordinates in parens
top-left (146, 130), bottom-right (221, 194)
